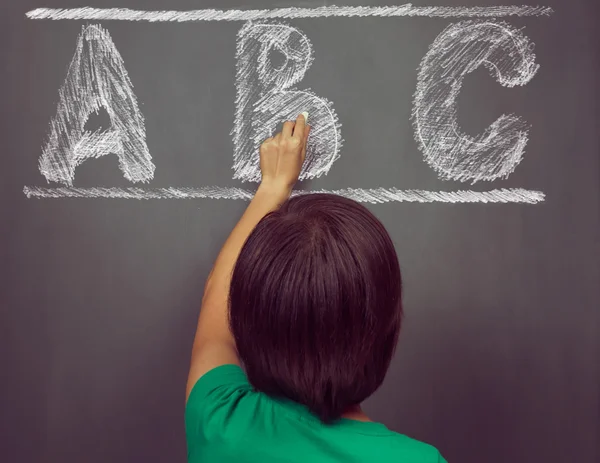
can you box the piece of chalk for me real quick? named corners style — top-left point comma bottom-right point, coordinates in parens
top-left (301, 111), bottom-right (309, 122)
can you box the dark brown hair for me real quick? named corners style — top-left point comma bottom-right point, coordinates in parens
top-left (229, 194), bottom-right (402, 423)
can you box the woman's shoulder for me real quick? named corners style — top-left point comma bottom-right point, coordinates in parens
top-left (384, 433), bottom-right (447, 462)
top-left (185, 365), bottom-right (447, 463)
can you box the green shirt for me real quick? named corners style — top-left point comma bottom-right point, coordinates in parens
top-left (185, 365), bottom-right (447, 462)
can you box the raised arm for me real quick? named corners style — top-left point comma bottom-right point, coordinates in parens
top-left (185, 113), bottom-right (310, 401)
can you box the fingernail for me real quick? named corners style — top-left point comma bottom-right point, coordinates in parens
top-left (301, 112), bottom-right (309, 122)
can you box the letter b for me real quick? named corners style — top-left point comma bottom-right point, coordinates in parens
top-left (232, 22), bottom-right (342, 183)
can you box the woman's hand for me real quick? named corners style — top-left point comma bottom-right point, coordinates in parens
top-left (259, 113), bottom-right (310, 195)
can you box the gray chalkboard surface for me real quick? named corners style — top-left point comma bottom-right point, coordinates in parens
top-left (2, 1), bottom-right (598, 462)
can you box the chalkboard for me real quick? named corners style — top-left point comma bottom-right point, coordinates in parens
top-left (2, 1), bottom-right (598, 462)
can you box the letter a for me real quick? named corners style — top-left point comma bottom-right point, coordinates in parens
top-left (39, 25), bottom-right (155, 186)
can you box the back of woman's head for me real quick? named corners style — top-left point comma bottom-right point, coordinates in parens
top-left (229, 193), bottom-right (402, 423)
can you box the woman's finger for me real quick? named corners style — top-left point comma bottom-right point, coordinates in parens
top-left (301, 125), bottom-right (311, 160)
top-left (292, 112), bottom-right (306, 140)
top-left (260, 137), bottom-right (273, 151)
top-left (282, 121), bottom-right (295, 138)
top-left (304, 125), bottom-right (311, 144)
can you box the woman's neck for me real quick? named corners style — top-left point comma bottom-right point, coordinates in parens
top-left (341, 405), bottom-right (372, 422)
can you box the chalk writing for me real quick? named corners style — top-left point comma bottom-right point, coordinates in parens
top-left (26, 5), bottom-right (554, 22)
top-left (412, 20), bottom-right (538, 183)
top-left (24, 5), bottom-right (552, 203)
top-left (23, 186), bottom-right (545, 204)
top-left (232, 22), bottom-right (341, 182)
top-left (39, 25), bottom-right (154, 186)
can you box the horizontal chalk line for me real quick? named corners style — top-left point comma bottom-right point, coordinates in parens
top-left (26, 5), bottom-right (554, 22)
top-left (23, 186), bottom-right (545, 204)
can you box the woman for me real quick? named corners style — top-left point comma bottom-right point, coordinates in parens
top-left (185, 113), bottom-right (447, 462)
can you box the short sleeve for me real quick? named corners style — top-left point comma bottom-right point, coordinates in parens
top-left (185, 365), bottom-right (254, 455)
